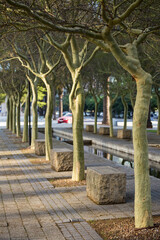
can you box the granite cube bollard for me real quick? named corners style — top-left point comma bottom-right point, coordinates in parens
top-left (99, 127), bottom-right (110, 135)
top-left (117, 129), bottom-right (132, 139)
top-left (50, 148), bottom-right (73, 171)
top-left (86, 166), bottom-right (126, 204)
top-left (86, 125), bottom-right (94, 132)
top-left (35, 139), bottom-right (45, 156)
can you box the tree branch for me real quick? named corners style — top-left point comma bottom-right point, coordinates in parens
top-left (83, 46), bottom-right (100, 68)
top-left (45, 54), bottom-right (62, 77)
top-left (112, 0), bottom-right (143, 25)
top-left (6, 0), bottom-right (102, 40)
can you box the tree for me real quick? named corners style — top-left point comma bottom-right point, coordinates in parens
top-left (46, 33), bottom-right (99, 180)
top-left (22, 79), bottom-right (29, 142)
top-left (16, 36), bottom-right (61, 160)
top-left (0, 89), bottom-right (6, 105)
top-left (1, 34), bottom-right (39, 148)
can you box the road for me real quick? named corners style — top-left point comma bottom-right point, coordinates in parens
top-left (0, 115), bottom-right (158, 129)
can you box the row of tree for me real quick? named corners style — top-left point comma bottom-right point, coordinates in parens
top-left (0, 0), bottom-right (160, 229)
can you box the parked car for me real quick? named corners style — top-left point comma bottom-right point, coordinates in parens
top-left (57, 112), bottom-right (72, 124)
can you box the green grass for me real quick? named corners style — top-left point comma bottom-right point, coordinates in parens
top-left (147, 129), bottom-right (157, 133)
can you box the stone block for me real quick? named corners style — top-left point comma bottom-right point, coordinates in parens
top-left (99, 127), bottom-right (110, 135)
top-left (35, 139), bottom-right (45, 156)
top-left (117, 129), bottom-right (132, 139)
top-left (86, 166), bottom-right (126, 204)
top-left (86, 125), bottom-right (94, 132)
top-left (50, 148), bottom-right (73, 171)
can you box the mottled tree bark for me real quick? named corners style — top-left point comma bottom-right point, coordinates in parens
top-left (22, 82), bottom-right (29, 142)
top-left (133, 72), bottom-right (153, 228)
top-left (70, 78), bottom-right (85, 181)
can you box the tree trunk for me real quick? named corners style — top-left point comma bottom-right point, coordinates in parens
top-left (94, 97), bottom-right (98, 134)
top-left (109, 102), bottom-right (114, 137)
top-left (70, 78), bottom-right (85, 181)
top-left (102, 95), bottom-right (107, 124)
top-left (109, 95), bottom-right (117, 137)
top-left (103, 33), bottom-right (153, 228)
top-left (12, 100), bottom-right (16, 134)
top-left (156, 94), bottom-right (160, 135)
top-left (30, 82), bottom-right (38, 149)
top-left (133, 72), bottom-right (153, 229)
top-left (22, 84), bottom-right (29, 142)
top-left (53, 88), bottom-right (56, 120)
top-left (45, 83), bottom-right (53, 161)
top-left (9, 98), bottom-right (13, 131)
top-left (16, 95), bottom-right (21, 137)
top-left (121, 95), bottom-right (128, 131)
top-left (102, 95), bottom-right (110, 125)
top-left (6, 97), bottom-right (10, 129)
top-left (59, 90), bottom-right (63, 117)
top-left (102, 78), bottom-right (110, 125)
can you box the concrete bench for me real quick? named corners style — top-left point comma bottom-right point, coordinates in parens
top-left (50, 148), bottom-right (73, 172)
top-left (99, 127), bottom-right (110, 135)
top-left (86, 125), bottom-right (94, 132)
top-left (86, 166), bottom-right (126, 204)
top-left (117, 129), bottom-right (132, 139)
top-left (35, 139), bottom-right (45, 156)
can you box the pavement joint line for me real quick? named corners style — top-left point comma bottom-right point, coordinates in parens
top-left (0, 131), bottom-right (102, 240)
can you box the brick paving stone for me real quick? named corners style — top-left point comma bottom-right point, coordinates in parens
top-left (0, 130), bottom-right (103, 240)
top-left (73, 223), bottom-right (93, 240)
top-left (63, 223), bottom-right (84, 240)
top-left (57, 223), bottom-right (74, 240)
top-left (0, 227), bottom-right (10, 240)
top-left (80, 222), bottom-right (103, 240)
top-left (0, 129), bottom-right (160, 240)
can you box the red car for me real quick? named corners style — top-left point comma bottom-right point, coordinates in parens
top-left (57, 113), bottom-right (72, 124)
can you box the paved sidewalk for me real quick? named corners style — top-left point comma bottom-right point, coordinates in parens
top-left (0, 128), bottom-right (160, 240)
top-left (0, 129), bottom-right (102, 240)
